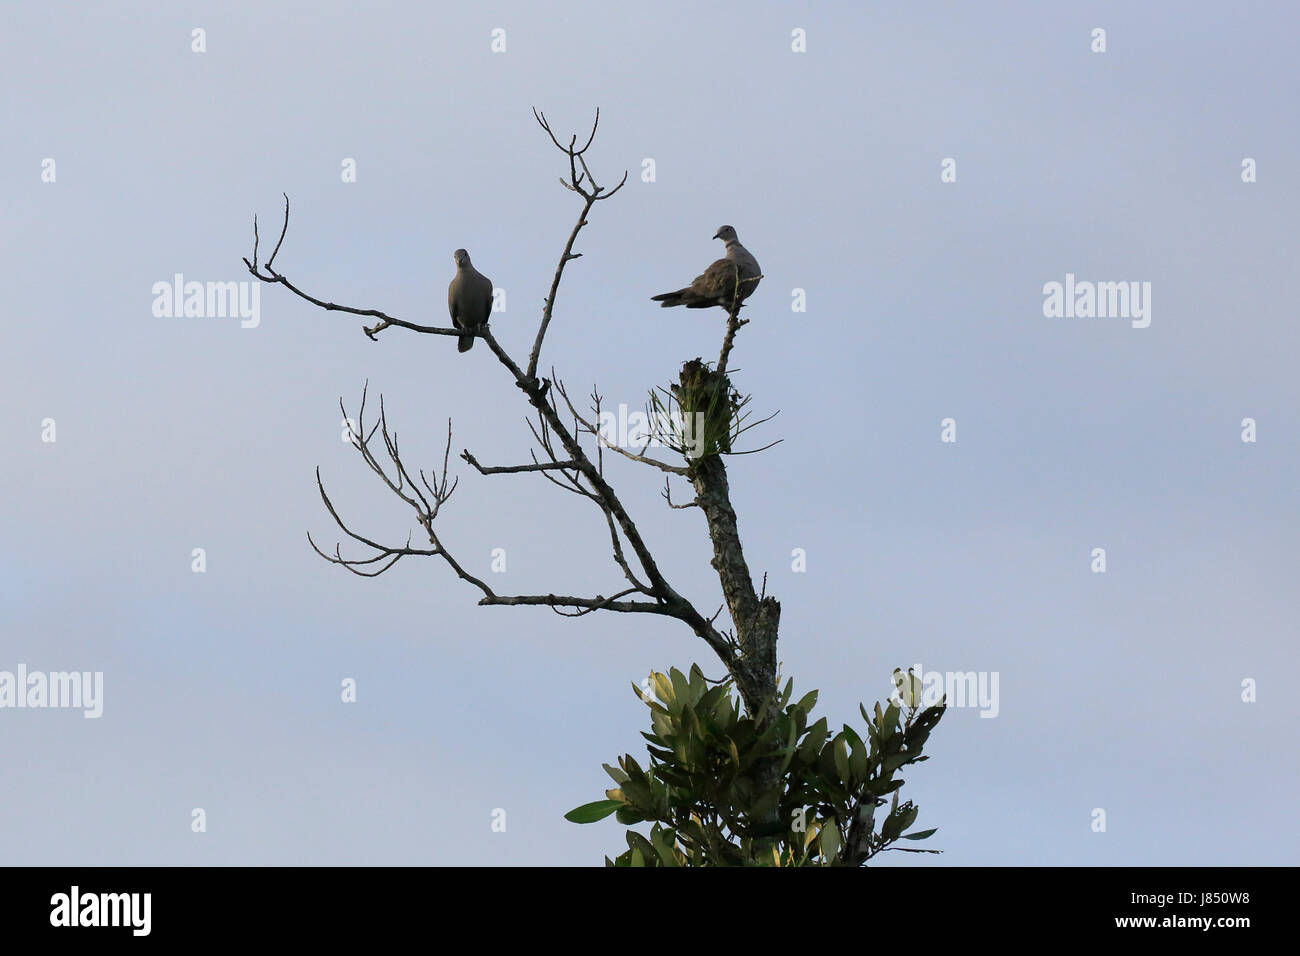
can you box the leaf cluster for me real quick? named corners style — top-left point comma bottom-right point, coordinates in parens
top-left (647, 359), bottom-right (774, 460)
top-left (566, 665), bottom-right (945, 866)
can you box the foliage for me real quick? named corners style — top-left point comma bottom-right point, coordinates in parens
top-left (566, 664), bottom-right (945, 866)
top-left (647, 359), bottom-right (776, 459)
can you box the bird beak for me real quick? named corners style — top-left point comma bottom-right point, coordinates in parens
top-left (712, 230), bottom-right (722, 240)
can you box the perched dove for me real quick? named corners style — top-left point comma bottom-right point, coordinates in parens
top-left (651, 226), bottom-right (761, 311)
top-left (448, 249), bottom-right (493, 352)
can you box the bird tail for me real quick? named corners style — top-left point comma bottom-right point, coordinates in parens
top-left (458, 334), bottom-right (474, 352)
top-left (651, 289), bottom-right (691, 308)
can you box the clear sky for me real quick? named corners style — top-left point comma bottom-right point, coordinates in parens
top-left (1, 1), bottom-right (1296, 865)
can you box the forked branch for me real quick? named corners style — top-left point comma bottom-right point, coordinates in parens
top-left (528, 108), bottom-right (629, 381)
top-left (243, 195), bottom-right (470, 342)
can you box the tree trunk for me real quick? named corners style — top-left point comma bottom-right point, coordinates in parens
top-left (689, 453), bottom-right (780, 717)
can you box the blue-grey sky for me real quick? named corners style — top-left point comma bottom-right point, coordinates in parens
top-left (1, 1), bottom-right (1296, 865)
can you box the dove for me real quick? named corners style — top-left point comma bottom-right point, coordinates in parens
top-left (448, 249), bottom-right (493, 352)
top-left (652, 226), bottom-right (761, 311)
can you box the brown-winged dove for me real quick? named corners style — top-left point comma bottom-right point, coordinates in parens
top-left (651, 226), bottom-right (761, 311)
top-left (448, 249), bottom-right (493, 352)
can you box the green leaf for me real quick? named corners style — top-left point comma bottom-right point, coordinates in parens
top-left (916, 702), bottom-right (946, 730)
top-left (705, 686), bottom-right (733, 723)
top-left (652, 672), bottom-right (674, 706)
top-left (645, 744), bottom-right (676, 763)
top-left (650, 826), bottom-right (680, 867)
top-left (564, 799), bottom-right (624, 824)
top-left (849, 735), bottom-right (868, 783)
top-left (798, 716), bottom-right (828, 764)
top-left (627, 831), bottom-right (657, 866)
top-left (866, 777), bottom-right (905, 797)
top-left (882, 797), bottom-right (917, 842)
top-left (832, 736), bottom-right (851, 784)
top-left (881, 702), bottom-right (901, 738)
top-left (882, 814), bottom-right (903, 842)
top-left (901, 828), bottom-right (938, 841)
top-left (620, 777), bottom-right (655, 809)
top-left (679, 702), bottom-right (700, 737)
top-left (795, 690), bottom-right (819, 714)
top-left (602, 763), bottom-right (629, 785)
top-left (695, 684), bottom-right (724, 714)
top-left (670, 668), bottom-right (691, 707)
top-left (883, 751), bottom-right (912, 773)
top-left (904, 725), bottom-right (932, 749)
top-left (820, 823), bottom-right (840, 864)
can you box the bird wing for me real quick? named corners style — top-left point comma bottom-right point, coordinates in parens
top-left (691, 258), bottom-right (741, 303)
top-left (448, 274), bottom-right (464, 330)
top-left (469, 269), bottom-right (494, 327)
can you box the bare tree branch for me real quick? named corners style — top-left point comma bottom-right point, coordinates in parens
top-left (315, 391), bottom-right (680, 620)
top-left (717, 305), bottom-right (749, 380)
top-left (243, 195), bottom-right (478, 342)
top-left (552, 379), bottom-right (691, 477)
top-left (527, 108), bottom-right (629, 381)
top-left (460, 450), bottom-right (578, 475)
top-left (663, 477), bottom-right (699, 510)
top-left (483, 587), bottom-right (657, 616)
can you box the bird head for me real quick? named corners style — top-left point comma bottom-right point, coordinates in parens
top-left (713, 225), bottom-right (737, 243)
top-left (453, 249), bottom-right (471, 267)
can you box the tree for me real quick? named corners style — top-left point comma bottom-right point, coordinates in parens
top-left (242, 109), bottom-right (943, 866)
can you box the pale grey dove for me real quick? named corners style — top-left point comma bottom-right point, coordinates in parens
top-left (448, 249), bottom-right (493, 352)
top-left (652, 226), bottom-right (761, 310)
